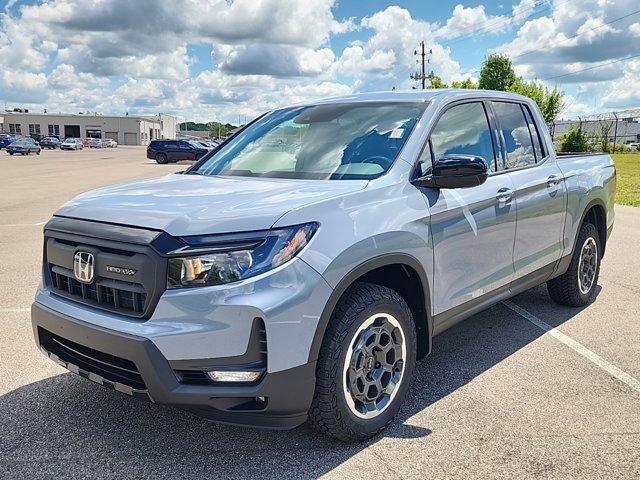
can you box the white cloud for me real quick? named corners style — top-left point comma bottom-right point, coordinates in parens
top-left (436, 5), bottom-right (510, 39)
top-left (0, 0), bottom-right (637, 123)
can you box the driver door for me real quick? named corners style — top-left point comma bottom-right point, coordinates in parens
top-left (418, 101), bottom-right (517, 319)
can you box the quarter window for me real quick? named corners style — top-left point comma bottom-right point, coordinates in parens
top-left (429, 102), bottom-right (497, 172)
top-left (492, 102), bottom-right (536, 169)
top-left (522, 105), bottom-right (545, 160)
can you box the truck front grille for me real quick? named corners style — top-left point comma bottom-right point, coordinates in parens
top-left (43, 220), bottom-right (167, 319)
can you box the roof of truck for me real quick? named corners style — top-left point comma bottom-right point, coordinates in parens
top-left (303, 89), bottom-right (532, 106)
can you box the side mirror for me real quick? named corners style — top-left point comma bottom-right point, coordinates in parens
top-left (411, 155), bottom-right (489, 189)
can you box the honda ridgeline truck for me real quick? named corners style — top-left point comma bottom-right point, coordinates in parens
top-left (32, 90), bottom-right (615, 441)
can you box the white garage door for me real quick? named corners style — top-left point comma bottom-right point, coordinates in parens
top-left (123, 133), bottom-right (137, 145)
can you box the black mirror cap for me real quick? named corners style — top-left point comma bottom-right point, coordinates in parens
top-left (411, 155), bottom-right (489, 189)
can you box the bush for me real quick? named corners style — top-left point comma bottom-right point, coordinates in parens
top-left (560, 127), bottom-right (590, 152)
top-left (609, 143), bottom-right (631, 153)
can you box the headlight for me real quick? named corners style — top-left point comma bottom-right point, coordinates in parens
top-left (167, 222), bottom-right (318, 288)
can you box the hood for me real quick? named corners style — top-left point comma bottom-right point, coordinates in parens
top-left (56, 173), bottom-right (368, 236)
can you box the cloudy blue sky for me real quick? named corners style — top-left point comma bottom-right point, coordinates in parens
top-left (1, 0), bottom-right (639, 123)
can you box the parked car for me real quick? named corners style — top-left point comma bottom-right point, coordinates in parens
top-left (32, 91), bottom-right (616, 441)
top-left (40, 137), bottom-right (62, 149)
top-left (7, 137), bottom-right (41, 155)
top-left (0, 134), bottom-right (20, 149)
top-left (81, 138), bottom-right (92, 147)
top-left (192, 140), bottom-right (217, 151)
top-left (60, 138), bottom-right (83, 150)
top-left (103, 138), bottom-right (118, 148)
top-left (89, 138), bottom-right (107, 148)
top-left (626, 142), bottom-right (640, 152)
top-left (146, 139), bottom-right (209, 163)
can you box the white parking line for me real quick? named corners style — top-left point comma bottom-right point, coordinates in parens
top-left (503, 300), bottom-right (640, 394)
top-left (0, 221), bottom-right (46, 227)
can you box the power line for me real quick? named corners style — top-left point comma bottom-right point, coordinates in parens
top-left (440, 0), bottom-right (548, 44)
top-left (512, 9), bottom-right (640, 60)
top-left (542, 53), bottom-right (640, 81)
top-left (463, 8), bottom-right (640, 77)
top-left (441, 0), bottom-right (571, 47)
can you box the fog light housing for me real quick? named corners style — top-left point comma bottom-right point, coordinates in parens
top-left (206, 370), bottom-right (263, 383)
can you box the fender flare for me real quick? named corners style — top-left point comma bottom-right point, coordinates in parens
top-left (307, 253), bottom-right (433, 363)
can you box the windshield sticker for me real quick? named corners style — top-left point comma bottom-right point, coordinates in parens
top-left (389, 128), bottom-right (404, 139)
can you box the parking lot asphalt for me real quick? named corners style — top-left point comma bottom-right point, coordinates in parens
top-left (0, 147), bottom-right (638, 479)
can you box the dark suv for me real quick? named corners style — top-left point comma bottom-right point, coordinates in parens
top-left (147, 140), bottom-right (209, 164)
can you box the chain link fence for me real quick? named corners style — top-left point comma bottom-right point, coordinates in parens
top-left (550, 109), bottom-right (640, 153)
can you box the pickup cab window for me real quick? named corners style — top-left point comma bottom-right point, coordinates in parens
top-left (429, 102), bottom-right (497, 172)
top-left (492, 101), bottom-right (536, 169)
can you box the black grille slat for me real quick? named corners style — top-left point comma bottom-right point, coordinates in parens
top-left (48, 266), bottom-right (147, 316)
top-left (51, 339), bottom-right (145, 388)
top-left (175, 370), bottom-right (211, 385)
top-left (39, 328), bottom-right (146, 391)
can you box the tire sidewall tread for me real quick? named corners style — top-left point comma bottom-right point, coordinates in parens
top-left (309, 282), bottom-right (417, 442)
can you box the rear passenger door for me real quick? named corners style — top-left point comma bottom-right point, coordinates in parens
top-left (178, 141), bottom-right (196, 160)
top-left (491, 101), bottom-right (567, 280)
top-left (165, 141), bottom-right (180, 161)
top-left (420, 101), bottom-right (517, 317)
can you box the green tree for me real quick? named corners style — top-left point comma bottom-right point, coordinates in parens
top-left (507, 78), bottom-right (565, 124)
top-left (428, 75), bottom-right (448, 89)
top-left (450, 77), bottom-right (477, 89)
top-left (208, 121), bottom-right (237, 138)
top-left (559, 126), bottom-right (590, 152)
top-left (478, 54), bottom-right (516, 91)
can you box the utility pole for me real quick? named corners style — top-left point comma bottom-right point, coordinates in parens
top-left (410, 42), bottom-right (432, 89)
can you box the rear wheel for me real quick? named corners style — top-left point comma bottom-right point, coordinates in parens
top-left (155, 153), bottom-right (168, 164)
top-left (547, 222), bottom-right (601, 307)
top-left (309, 282), bottom-right (416, 442)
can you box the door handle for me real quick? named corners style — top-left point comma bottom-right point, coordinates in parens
top-left (496, 188), bottom-right (513, 203)
top-left (547, 174), bottom-right (563, 187)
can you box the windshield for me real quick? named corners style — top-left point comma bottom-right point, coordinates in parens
top-left (194, 102), bottom-right (426, 180)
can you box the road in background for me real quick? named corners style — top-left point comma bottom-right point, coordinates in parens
top-left (1, 148), bottom-right (638, 479)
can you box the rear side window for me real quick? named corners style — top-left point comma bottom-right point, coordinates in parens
top-left (492, 102), bottom-right (536, 169)
top-left (522, 105), bottom-right (545, 160)
top-left (429, 102), bottom-right (497, 172)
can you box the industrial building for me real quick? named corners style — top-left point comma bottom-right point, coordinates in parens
top-left (0, 110), bottom-right (177, 145)
top-left (551, 109), bottom-right (640, 145)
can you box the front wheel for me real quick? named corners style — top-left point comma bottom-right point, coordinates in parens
top-left (309, 282), bottom-right (416, 442)
top-left (155, 153), bottom-right (168, 164)
top-left (547, 222), bottom-right (601, 307)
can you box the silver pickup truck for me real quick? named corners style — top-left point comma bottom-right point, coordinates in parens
top-left (32, 90), bottom-right (615, 441)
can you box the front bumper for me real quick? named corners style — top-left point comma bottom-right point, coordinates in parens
top-left (32, 302), bottom-right (317, 429)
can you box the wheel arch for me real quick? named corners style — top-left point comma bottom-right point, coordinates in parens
top-left (555, 197), bottom-right (608, 279)
top-left (308, 253), bottom-right (433, 364)
top-left (581, 200), bottom-right (607, 256)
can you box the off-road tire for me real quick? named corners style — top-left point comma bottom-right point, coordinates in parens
top-left (309, 282), bottom-right (417, 442)
top-left (547, 222), bottom-right (601, 307)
